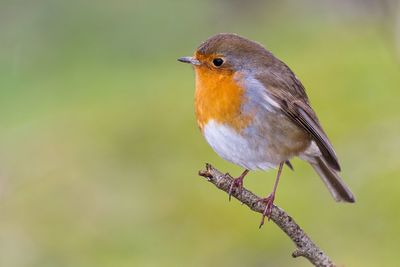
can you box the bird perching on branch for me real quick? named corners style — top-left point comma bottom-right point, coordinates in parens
top-left (178, 33), bottom-right (355, 227)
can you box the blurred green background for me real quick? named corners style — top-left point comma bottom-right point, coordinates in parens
top-left (1, 0), bottom-right (400, 266)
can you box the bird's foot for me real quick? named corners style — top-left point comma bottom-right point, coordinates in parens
top-left (256, 193), bottom-right (275, 228)
top-left (227, 174), bottom-right (245, 201)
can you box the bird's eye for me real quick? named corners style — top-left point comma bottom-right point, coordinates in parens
top-left (212, 58), bottom-right (224, 67)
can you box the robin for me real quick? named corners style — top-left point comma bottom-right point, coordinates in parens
top-left (178, 33), bottom-right (355, 227)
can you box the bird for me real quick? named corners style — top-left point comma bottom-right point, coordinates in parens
top-left (178, 33), bottom-right (355, 227)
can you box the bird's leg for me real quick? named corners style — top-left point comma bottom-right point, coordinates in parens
top-left (227, 169), bottom-right (249, 201)
top-left (257, 162), bottom-right (284, 228)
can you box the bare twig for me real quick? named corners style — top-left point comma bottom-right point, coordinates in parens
top-left (198, 163), bottom-right (336, 267)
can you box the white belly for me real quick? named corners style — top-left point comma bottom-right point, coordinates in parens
top-left (203, 120), bottom-right (277, 170)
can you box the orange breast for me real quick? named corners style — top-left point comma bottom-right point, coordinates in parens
top-left (194, 67), bottom-right (251, 132)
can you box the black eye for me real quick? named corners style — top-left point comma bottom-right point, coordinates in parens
top-left (212, 58), bottom-right (224, 67)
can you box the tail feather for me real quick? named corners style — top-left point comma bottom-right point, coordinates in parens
top-left (309, 157), bottom-right (355, 203)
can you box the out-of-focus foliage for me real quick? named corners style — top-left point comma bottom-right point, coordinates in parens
top-left (0, 1), bottom-right (399, 266)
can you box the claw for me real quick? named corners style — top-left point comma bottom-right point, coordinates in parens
top-left (226, 169), bottom-right (249, 201)
top-left (228, 176), bottom-right (244, 201)
top-left (257, 162), bottom-right (284, 228)
top-left (256, 194), bottom-right (275, 228)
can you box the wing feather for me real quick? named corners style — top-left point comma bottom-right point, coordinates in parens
top-left (255, 63), bottom-right (341, 171)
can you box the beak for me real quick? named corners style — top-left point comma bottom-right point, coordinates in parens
top-left (177, 56), bottom-right (201, 65)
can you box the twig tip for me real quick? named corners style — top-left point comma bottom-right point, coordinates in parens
top-left (292, 249), bottom-right (305, 258)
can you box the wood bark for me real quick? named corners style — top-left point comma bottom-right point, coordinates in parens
top-left (199, 163), bottom-right (337, 267)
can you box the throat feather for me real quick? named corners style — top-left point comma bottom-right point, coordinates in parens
top-left (194, 69), bottom-right (251, 132)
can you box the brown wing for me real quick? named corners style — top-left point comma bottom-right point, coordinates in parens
top-left (284, 101), bottom-right (341, 171)
top-left (255, 62), bottom-right (341, 171)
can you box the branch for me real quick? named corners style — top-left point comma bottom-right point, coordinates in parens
top-left (198, 163), bottom-right (336, 267)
